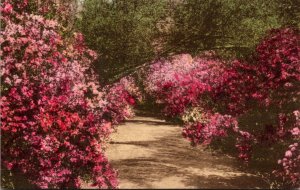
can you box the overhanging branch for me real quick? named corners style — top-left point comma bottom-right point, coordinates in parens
top-left (107, 44), bottom-right (250, 84)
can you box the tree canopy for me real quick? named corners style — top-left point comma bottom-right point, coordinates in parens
top-left (78, 0), bottom-right (299, 82)
top-left (79, 0), bottom-right (168, 84)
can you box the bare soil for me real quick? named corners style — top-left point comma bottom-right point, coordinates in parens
top-left (105, 116), bottom-right (269, 189)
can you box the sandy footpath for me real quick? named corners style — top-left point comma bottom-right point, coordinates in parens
top-left (105, 116), bottom-right (268, 189)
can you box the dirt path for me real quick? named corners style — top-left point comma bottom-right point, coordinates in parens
top-left (105, 116), bottom-right (269, 189)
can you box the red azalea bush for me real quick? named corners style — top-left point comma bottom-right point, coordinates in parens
top-left (144, 28), bottom-right (300, 187)
top-left (0, 2), bottom-right (139, 188)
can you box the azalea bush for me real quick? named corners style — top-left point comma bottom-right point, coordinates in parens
top-left (145, 53), bottom-right (216, 117)
top-left (0, 2), bottom-right (137, 188)
top-left (144, 28), bottom-right (300, 187)
top-left (253, 28), bottom-right (300, 186)
top-left (2, 0), bottom-right (78, 30)
top-left (102, 76), bottom-right (142, 125)
top-left (182, 112), bottom-right (239, 145)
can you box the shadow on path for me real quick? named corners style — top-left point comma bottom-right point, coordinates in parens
top-left (106, 116), bottom-right (269, 189)
top-left (125, 119), bottom-right (174, 126)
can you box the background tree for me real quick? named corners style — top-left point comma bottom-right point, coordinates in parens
top-left (276, 0), bottom-right (300, 27)
top-left (78, 0), bottom-right (299, 83)
top-left (78, 0), bottom-right (168, 84)
top-left (164, 0), bottom-right (285, 58)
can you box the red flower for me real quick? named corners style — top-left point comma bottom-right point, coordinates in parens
top-left (3, 3), bottom-right (13, 14)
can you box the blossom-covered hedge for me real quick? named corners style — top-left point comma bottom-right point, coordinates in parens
top-left (144, 28), bottom-right (300, 187)
top-left (102, 76), bottom-right (142, 125)
top-left (1, 2), bottom-right (138, 188)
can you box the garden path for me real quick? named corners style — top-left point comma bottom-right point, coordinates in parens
top-left (104, 115), bottom-right (269, 189)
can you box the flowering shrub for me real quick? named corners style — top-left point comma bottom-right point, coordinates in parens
top-left (0, 3), bottom-right (137, 188)
top-left (235, 130), bottom-right (254, 162)
top-left (144, 28), bottom-right (300, 187)
top-left (145, 53), bottom-right (261, 117)
top-left (256, 28), bottom-right (300, 91)
top-left (2, 0), bottom-right (77, 27)
top-left (145, 54), bottom-right (224, 116)
top-left (102, 76), bottom-right (142, 125)
top-left (252, 28), bottom-right (300, 186)
top-left (273, 110), bottom-right (300, 186)
top-left (182, 113), bottom-right (238, 145)
top-left (275, 143), bottom-right (300, 186)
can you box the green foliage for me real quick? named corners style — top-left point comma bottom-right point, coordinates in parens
top-left (78, 0), bottom-right (299, 82)
top-left (78, 0), bottom-right (168, 84)
top-left (276, 0), bottom-right (300, 27)
top-left (165, 0), bottom-right (298, 59)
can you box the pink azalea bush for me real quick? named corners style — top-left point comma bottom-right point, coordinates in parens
top-left (145, 53), bottom-right (223, 116)
top-left (182, 112), bottom-right (239, 145)
top-left (2, 0), bottom-right (76, 25)
top-left (272, 111), bottom-right (300, 186)
top-left (275, 142), bottom-right (299, 186)
top-left (102, 76), bottom-right (142, 125)
top-left (144, 28), bottom-right (300, 187)
top-left (0, 2), bottom-right (137, 188)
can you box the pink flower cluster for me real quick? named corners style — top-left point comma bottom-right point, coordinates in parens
top-left (145, 54), bottom-right (227, 116)
top-left (275, 143), bottom-right (300, 186)
top-left (144, 28), bottom-right (300, 187)
top-left (2, 0), bottom-right (75, 23)
top-left (235, 131), bottom-right (254, 162)
top-left (182, 113), bottom-right (238, 145)
top-left (256, 28), bottom-right (300, 89)
top-left (102, 76), bottom-right (142, 125)
top-left (273, 110), bottom-right (300, 186)
top-left (0, 4), bottom-right (136, 188)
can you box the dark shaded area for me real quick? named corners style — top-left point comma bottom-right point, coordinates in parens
top-left (1, 169), bottom-right (36, 189)
top-left (110, 141), bottom-right (150, 147)
top-left (134, 103), bottom-right (166, 119)
top-left (125, 119), bottom-right (174, 126)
